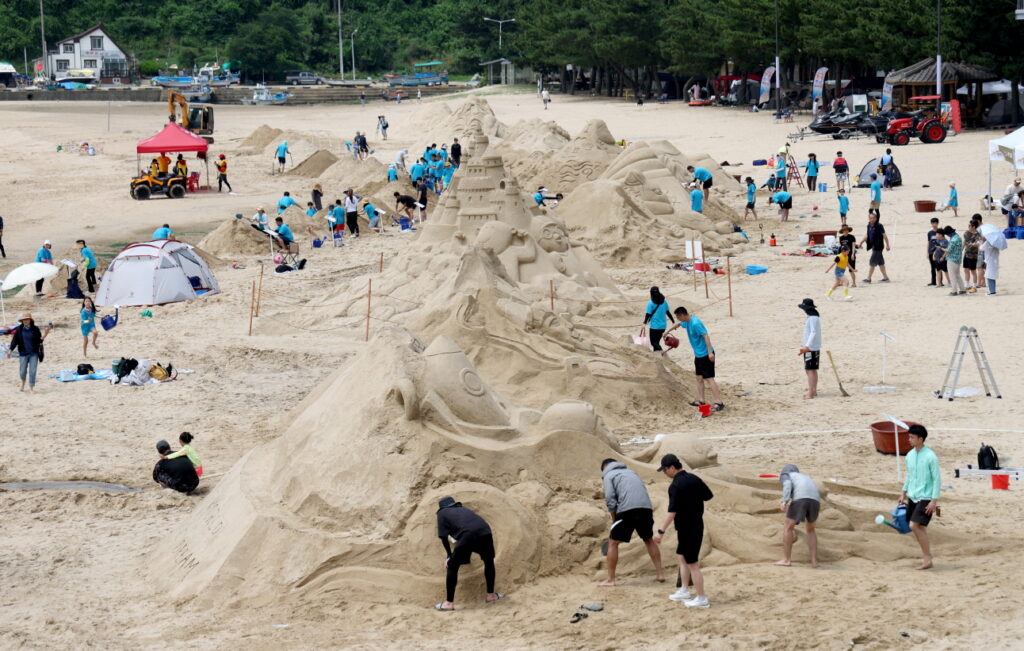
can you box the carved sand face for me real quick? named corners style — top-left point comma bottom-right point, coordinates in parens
top-left (536, 220), bottom-right (569, 253)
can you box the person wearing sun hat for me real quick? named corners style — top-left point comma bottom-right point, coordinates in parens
top-left (9, 312), bottom-right (52, 392)
top-left (797, 298), bottom-right (821, 399)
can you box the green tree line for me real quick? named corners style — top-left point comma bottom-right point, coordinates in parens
top-left (0, 0), bottom-right (1021, 84)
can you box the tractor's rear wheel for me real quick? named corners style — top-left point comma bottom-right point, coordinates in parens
top-left (132, 184), bottom-right (151, 200)
top-left (168, 184), bottom-right (186, 199)
top-left (922, 123), bottom-right (947, 144)
top-left (894, 132), bottom-right (911, 146)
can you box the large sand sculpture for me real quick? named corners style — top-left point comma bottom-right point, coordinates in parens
top-left (157, 326), bottom-right (978, 607)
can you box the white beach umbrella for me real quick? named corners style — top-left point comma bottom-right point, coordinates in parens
top-left (1, 262), bottom-right (60, 291)
top-left (979, 223), bottom-right (1008, 251)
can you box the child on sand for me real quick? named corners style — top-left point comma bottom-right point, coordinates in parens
top-left (941, 182), bottom-right (959, 217)
top-left (833, 151), bottom-right (849, 192)
top-left (838, 225), bottom-right (858, 287)
top-left (306, 202), bottom-right (317, 218)
top-left (689, 183), bottom-right (704, 213)
top-left (824, 245), bottom-right (853, 300)
top-left (931, 229), bottom-right (949, 287)
top-left (837, 188), bottom-right (850, 226)
top-left (744, 177), bottom-right (757, 220)
top-left (164, 432), bottom-right (203, 477)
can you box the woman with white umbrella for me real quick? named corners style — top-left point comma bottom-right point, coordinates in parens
top-left (978, 223), bottom-right (1007, 296)
top-left (9, 312), bottom-right (52, 392)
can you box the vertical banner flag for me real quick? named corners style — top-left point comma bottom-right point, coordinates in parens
top-left (759, 67), bottom-right (776, 104)
top-left (881, 82), bottom-right (893, 111)
top-left (812, 67), bottom-right (828, 102)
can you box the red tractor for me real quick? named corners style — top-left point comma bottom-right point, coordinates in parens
top-left (877, 96), bottom-right (948, 146)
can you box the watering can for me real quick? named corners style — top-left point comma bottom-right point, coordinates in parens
top-left (100, 307), bottom-right (119, 331)
top-left (874, 505), bottom-right (911, 534)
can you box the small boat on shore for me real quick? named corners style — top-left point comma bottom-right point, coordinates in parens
top-left (240, 84), bottom-right (292, 105)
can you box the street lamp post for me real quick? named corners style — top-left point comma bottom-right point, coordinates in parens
top-left (774, 0), bottom-right (780, 115)
top-left (935, 0), bottom-right (942, 109)
top-left (351, 29), bottom-right (358, 79)
top-left (483, 17), bottom-right (515, 51)
top-left (336, 0), bottom-right (344, 78)
top-left (38, 0), bottom-right (47, 79)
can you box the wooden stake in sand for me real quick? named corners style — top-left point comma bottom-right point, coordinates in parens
top-left (255, 264), bottom-right (264, 317)
top-left (701, 249), bottom-right (709, 299)
top-left (248, 280), bottom-right (256, 336)
top-left (379, 251), bottom-right (384, 273)
top-left (365, 278), bottom-right (372, 342)
top-left (727, 257), bottom-right (733, 317)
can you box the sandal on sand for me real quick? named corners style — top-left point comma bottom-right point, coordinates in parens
top-left (434, 603), bottom-right (455, 612)
top-left (688, 400), bottom-right (703, 407)
top-left (711, 403), bottom-right (725, 412)
top-left (486, 594), bottom-right (505, 603)
top-left (570, 612), bottom-right (588, 624)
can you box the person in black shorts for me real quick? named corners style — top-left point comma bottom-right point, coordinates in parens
top-left (394, 191), bottom-right (417, 220)
top-left (898, 425), bottom-right (941, 570)
top-left (654, 454), bottom-right (714, 608)
top-left (152, 439), bottom-right (199, 494)
top-left (838, 225), bottom-right (858, 286)
top-left (599, 459), bottom-right (665, 586)
top-left (858, 209), bottom-right (890, 283)
top-left (435, 496), bottom-right (503, 611)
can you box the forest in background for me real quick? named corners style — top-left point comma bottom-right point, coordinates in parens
top-left (0, 0), bottom-right (1022, 87)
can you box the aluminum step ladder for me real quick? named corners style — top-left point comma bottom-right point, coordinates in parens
top-left (935, 326), bottom-right (1001, 401)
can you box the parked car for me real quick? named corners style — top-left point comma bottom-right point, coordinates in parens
top-left (284, 70), bottom-right (324, 85)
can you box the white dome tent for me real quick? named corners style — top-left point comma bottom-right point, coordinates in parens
top-left (95, 239), bottom-right (220, 307)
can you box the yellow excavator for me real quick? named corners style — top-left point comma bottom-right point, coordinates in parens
top-left (168, 92), bottom-right (215, 143)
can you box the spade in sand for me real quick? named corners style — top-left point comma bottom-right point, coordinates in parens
top-left (827, 350), bottom-right (850, 397)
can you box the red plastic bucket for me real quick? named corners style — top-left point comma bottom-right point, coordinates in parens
top-left (914, 200), bottom-right (937, 213)
top-left (698, 404), bottom-right (712, 417)
top-left (992, 474), bottom-right (1009, 490)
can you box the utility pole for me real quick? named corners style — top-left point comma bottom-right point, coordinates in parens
top-left (774, 0), bottom-right (780, 115)
top-left (351, 29), bottom-right (358, 80)
top-left (38, 0), bottom-right (47, 79)
top-left (483, 17), bottom-right (515, 51)
top-left (935, 0), bottom-right (942, 111)
top-left (337, 0), bottom-right (344, 78)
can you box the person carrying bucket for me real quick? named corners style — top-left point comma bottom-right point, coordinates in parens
top-left (80, 297), bottom-right (99, 358)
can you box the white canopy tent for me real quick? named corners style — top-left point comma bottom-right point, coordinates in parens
top-left (95, 239), bottom-right (219, 307)
top-left (987, 126), bottom-right (1024, 212)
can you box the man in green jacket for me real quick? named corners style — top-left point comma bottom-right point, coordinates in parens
top-left (899, 424), bottom-right (941, 570)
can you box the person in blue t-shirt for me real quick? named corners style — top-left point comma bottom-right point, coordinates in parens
top-left (388, 163), bottom-right (399, 182)
top-left (641, 286), bottom-right (675, 356)
top-left (743, 177), bottom-right (758, 220)
top-left (34, 240), bottom-right (54, 294)
top-left (690, 185), bottom-right (704, 213)
top-left (306, 202), bottom-right (318, 217)
top-left (869, 173), bottom-right (882, 217)
top-left (775, 156), bottom-right (788, 191)
top-left (664, 306), bottom-right (724, 411)
top-left (364, 201), bottom-right (382, 233)
top-left (152, 224), bottom-right (173, 240)
top-left (275, 141), bottom-right (290, 173)
top-left (941, 182), bottom-right (959, 218)
top-left (769, 190), bottom-right (794, 221)
top-left (687, 165), bottom-right (713, 200)
top-left (277, 191), bottom-right (299, 214)
top-left (805, 153), bottom-right (820, 192)
top-left (274, 217), bottom-right (294, 249)
top-left (441, 162), bottom-right (456, 191)
top-left (77, 239), bottom-right (98, 292)
top-left (837, 189), bottom-right (850, 226)
top-left (410, 159), bottom-right (426, 185)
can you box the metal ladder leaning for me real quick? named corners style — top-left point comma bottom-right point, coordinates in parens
top-left (935, 326), bottom-right (1001, 401)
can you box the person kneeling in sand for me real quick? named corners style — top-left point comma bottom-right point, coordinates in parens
top-left (775, 464), bottom-right (820, 567)
top-left (153, 439), bottom-right (199, 494)
top-left (599, 459), bottom-right (665, 586)
top-left (435, 496), bottom-right (503, 611)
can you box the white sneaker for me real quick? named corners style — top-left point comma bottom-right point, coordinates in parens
top-left (684, 595), bottom-right (710, 608)
top-left (668, 588), bottom-right (692, 602)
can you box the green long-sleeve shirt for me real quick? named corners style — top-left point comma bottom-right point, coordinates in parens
top-left (902, 445), bottom-right (941, 501)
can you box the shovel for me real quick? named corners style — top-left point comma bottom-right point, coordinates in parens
top-left (826, 350), bottom-right (850, 397)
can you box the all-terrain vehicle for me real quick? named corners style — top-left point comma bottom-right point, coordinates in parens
top-left (130, 171), bottom-right (187, 200)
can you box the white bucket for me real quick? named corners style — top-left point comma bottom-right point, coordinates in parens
top-left (800, 233), bottom-right (809, 245)
top-left (824, 235), bottom-right (837, 248)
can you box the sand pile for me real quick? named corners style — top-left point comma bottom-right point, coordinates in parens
top-left (504, 118), bottom-right (623, 193)
top-left (557, 140), bottom-right (750, 263)
top-left (156, 325), bottom-right (969, 607)
top-left (197, 218), bottom-right (274, 258)
top-left (239, 124), bottom-right (282, 150)
top-left (287, 150), bottom-right (339, 178)
top-left (499, 118), bottom-right (570, 151)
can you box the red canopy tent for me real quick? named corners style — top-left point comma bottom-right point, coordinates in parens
top-left (136, 121), bottom-right (210, 189)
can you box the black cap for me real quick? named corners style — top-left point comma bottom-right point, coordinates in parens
top-left (438, 496), bottom-right (458, 510)
top-left (156, 439), bottom-right (171, 453)
top-left (657, 453), bottom-right (681, 472)
top-left (797, 298), bottom-right (817, 311)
